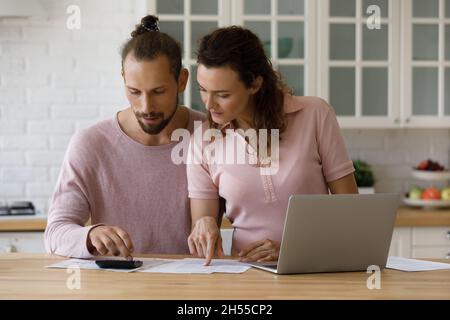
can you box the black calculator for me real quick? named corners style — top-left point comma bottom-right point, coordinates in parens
top-left (95, 259), bottom-right (143, 269)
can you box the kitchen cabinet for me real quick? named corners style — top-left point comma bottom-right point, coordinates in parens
top-left (220, 229), bottom-right (233, 255)
top-left (0, 217), bottom-right (47, 253)
top-left (318, 0), bottom-right (450, 128)
top-left (148, 0), bottom-right (316, 111)
top-left (400, 0), bottom-right (450, 128)
top-left (147, 0), bottom-right (450, 128)
top-left (389, 226), bottom-right (450, 259)
top-left (147, 0), bottom-right (229, 112)
top-left (318, 0), bottom-right (401, 128)
top-left (0, 232), bottom-right (45, 253)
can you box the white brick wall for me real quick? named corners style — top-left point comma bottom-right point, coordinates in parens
top-left (0, 0), bottom-right (449, 217)
top-left (0, 0), bottom-right (132, 214)
top-left (342, 129), bottom-right (450, 194)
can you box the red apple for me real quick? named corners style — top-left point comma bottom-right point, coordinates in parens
top-left (417, 160), bottom-right (428, 170)
top-left (421, 187), bottom-right (441, 200)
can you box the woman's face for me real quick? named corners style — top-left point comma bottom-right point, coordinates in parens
top-left (197, 64), bottom-right (260, 125)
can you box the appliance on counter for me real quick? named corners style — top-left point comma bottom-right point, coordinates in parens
top-left (0, 201), bottom-right (36, 216)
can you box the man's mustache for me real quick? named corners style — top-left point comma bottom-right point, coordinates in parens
top-left (135, 112), bottom-right (164, 118)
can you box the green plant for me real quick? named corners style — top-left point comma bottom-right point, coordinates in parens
top-left (353, 160), bottom-right (375, 187)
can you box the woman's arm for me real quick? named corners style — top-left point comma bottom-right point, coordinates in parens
top-left (188, 198), bottom-right (224, 265)
top-left (328, 173), bottom-right (359, 194)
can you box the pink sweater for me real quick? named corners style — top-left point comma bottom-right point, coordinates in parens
top-left (45, 108), bottom-right (205, 258)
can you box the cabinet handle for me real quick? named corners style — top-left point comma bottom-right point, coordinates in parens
top-left (447, 231), bottom-right (450, 240)
top-left (405, 118), bottom-right (410, 123)
top-left (394, 118), bottom-right (400, 124)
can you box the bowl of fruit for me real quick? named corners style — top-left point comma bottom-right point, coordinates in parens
top-left (404, 186), bottom-right (450, 208)
top-left (411, 159), bottom-right (450, 181)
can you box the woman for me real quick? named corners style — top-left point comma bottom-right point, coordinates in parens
top-left (187, 26), bottom-right (358, 265)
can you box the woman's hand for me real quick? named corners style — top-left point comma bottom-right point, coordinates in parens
top-left (188, 216), bottom-right (224, 266)
top-left (238, 239), bottom-right (280, 262)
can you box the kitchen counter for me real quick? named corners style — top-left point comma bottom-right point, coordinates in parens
top-left (0, 216), bottom-right (47, 232)
top-left (1, 206), bottom-right (449, 232)
top-left (395, 206), bottom-right (450, 227)
top-left (0, 253), bottom-right (449, 299)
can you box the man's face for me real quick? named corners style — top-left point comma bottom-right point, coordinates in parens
top-left (122, 54), bottom-right (181, 135)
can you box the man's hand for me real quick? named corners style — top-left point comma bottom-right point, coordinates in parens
top-left (87, 225), bottom-right (134, 260)
top-left (187, 216), bottom-right (224, 266)
top-left (238, 239), bottom-right (280, 262)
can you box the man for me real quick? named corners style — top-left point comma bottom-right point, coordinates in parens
top-left (45, 15), bottom-right (205, 259)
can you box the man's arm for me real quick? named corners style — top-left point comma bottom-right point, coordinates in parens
top-left (44, 132), bottom-right (100, 258)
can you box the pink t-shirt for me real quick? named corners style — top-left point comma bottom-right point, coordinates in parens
top-left (187, 95), bottom-right (355, 254)
top-left (45, 107), bottom-right (206, 258)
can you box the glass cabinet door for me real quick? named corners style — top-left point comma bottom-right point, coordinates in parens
top-left (149, 0), bottom-right (226, 112)
top-left (443, 0), bottom-right (450, 117)
top-left (403, 0), bottom-right (450, 126)
top-left (236, 0), bottom-right (313, 97)
top-left (321, 0), bottom-right (397, 127)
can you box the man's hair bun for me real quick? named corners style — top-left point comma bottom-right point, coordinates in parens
top-left (131, 15), bottom-right (160, 38)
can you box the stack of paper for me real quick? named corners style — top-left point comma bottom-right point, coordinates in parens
top-left (386, 256), bottom-right (450, 272)
top-left (46, 258), bottom-right (251, 274)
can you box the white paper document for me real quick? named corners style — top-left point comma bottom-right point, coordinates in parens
top-left (46, 257), bottom-right (174, 273)
top-left (140, 258), bottom-right (251, 274)
top-left (46, 258), bottom-right (250, 274)
top-left (386, 256), bottom-right (450, 272)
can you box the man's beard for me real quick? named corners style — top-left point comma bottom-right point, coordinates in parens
top-left (134, 96), bottom-right (179, 135)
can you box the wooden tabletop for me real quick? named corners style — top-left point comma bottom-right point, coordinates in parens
top-left (0, 253), bottom-right (449, 299)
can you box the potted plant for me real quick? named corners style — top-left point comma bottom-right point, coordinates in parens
top-left (353, 159), bottom-right (375, 194)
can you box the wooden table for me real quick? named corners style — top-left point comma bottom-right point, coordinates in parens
top-left (0, 253), bottom-right (449, 299)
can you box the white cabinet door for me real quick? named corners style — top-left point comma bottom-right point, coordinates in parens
top-left (412, 227), bottom-right (450, 246)
top-left (148, 0), bottom-right (230, 112)
top-left (319, 0), bottom-right (401, 128)
top-left (235, 0), bottom-right (316, 97)
top-left (412, 246), bottom-right (450, 259)
top-left (0, 232), bottom-right (45, 253)
top-left (220, 228), bottom-right (233, 256)
top-left (389, 227), bottom-right (412, 257)
top-left (411, 226), bottom-right (450, 259)
top-left (401, 0), bottom-right (450, 128)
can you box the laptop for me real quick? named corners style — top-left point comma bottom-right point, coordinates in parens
top-left (249, 193), bottom-right (400, 274)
